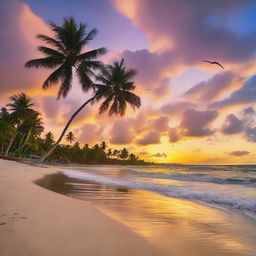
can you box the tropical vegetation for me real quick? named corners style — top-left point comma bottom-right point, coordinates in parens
top-left (0, 93), bottom-right (146, 165)
top-left (25, 17), bottom-right (141, 163)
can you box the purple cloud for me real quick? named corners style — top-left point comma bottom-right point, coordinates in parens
top-left (110, 119), bottom-right (134, 144)
top-left (79, 124), bottom-right (104, 144)
top-left (161, 101), bottom-right (196, 117)
top-left (230, 151), bottom-right (250, 156)
top-left (0, 0), bottom-right (49, 95)
top-left (137, 131), bottom-right (161, 145)
top-left (181, 109), bottom-right (218, 136)
top-left (221, 114), bottom-right (244, 134)
top-left (184, 71), bottom-right (235, 102)
top-left (169, 128), bottom-right (180, 143)
top-left (211, 75), bottom-right (256, 108)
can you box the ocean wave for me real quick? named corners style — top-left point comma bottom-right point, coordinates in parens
top-left (129, 171), bottom-right (256, 186)
top-left (63, 169), bottom-right (256, 214)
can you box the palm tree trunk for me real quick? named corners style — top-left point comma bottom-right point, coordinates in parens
top-left (14, 133), bottom-right (26, 155)
top-left (38, 97), bottom-right (95, 163)
top-left (5, 127), bottom-right (17, 156)
top-left (19, 128), bottom-right (32, 157)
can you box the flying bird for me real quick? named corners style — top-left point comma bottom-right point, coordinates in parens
top-left (202, 60), bottom-right (224, 69)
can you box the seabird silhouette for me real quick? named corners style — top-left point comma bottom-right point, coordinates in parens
top-left (202, 60), bottom-right (224, 69)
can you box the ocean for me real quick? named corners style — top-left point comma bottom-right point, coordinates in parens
top-left (37, 164), bottom-right (256, 255)
top-left (63, 165), bottom-right (256, 218)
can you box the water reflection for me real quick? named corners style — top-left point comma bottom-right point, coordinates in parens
top-left (35, 172), bottom-right (73, 194)
top-left (35, 172), bottom-right (256, 256)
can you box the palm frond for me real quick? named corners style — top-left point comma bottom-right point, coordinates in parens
top-left (38, 46), bottom-right (65, 59)
top-left (42, 64), bottom-right (66, 90)
top-left (25, 57), bottom-right (62, 69)
top-left (37, 34), bottom-right (64, 52)
top-left (123, 91), bottom-right (141, 109)
top-left (76, 62), bottom-right (95, 92)
top-left (57, 65), bottom-right (73, 98)
top-left (79, 28), bottom-right (98, 46)
top-left (78, 47), bottom-right (107, 61)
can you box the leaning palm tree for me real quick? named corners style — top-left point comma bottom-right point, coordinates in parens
top-left (5, 93), bottom-right (34, 155)
top-left (66, 131), bottom-right (75, 144)
top-left (41, 58), bottom-right (140, 163)
top-left (25, 17), bottom-right (107, 163)
top-left (93, 59), bottom-right (141, 116)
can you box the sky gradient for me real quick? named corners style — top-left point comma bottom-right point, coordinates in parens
top-left (1, 0), bottom-right (256, 164)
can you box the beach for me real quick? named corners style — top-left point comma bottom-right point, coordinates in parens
top-left (1, 160), bottom-right (256, 256)
top-left (0, 159), bottom-right (163, 256)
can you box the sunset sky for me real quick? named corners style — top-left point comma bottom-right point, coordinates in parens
top-left (1, 0), bottom-right (256, 164)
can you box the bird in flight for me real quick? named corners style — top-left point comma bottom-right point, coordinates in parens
top-left (202, 60), bottom-right (224, 69)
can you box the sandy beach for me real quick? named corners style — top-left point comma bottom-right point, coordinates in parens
top-left (0, 159), bottom-right (163, 256)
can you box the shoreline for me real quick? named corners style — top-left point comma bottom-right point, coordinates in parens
top-left (0, 159), bottom-right (163, 256)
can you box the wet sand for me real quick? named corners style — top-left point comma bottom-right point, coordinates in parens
top-left (38, 167), bottom-right (256, 256)
top-left (0, 159), bottom-right (163, 256)
top-left (1, 160), bottom-right (256, 256)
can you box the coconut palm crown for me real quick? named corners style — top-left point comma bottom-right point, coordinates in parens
top-left (25, 17), bottom-right (107, 98)
top-left (7, 93), bottom-right (34, 122)
top-left (93, 59), bottom-right (141, 116)
top-left (66, 131), bottom-right (76, 144)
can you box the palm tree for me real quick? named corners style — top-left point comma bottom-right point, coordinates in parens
top-left (107, 148), bottom-right (112, 158)
top-left (44, 132), bottom-right (55, 145)
top-left (93, 59), bottom-right (141, 116)
top-left (25, 17), bottom-right (107, 163)
top-left (17, 110), bottom-right (44, 156)
top-left (5, 93), bottom-right (34, 155)
top-left (119, 148), bottom-right (129, 159)
top-left (66, 131), bottom-right (75, 144)
top-left (26, 18), bottom-right (140, 163)
top-left (100, 141), bottom-right (107, 151)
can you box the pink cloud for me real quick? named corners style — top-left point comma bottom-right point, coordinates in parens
top-left (0, 0), bottom-right (50, 96)
top-left (161, 101), bottom-right (196, 117)
top-left (180, 109), bottom-right (218, 137)
top-left (183, 71), bottom-right (236, 103)
top-left (137, 131), bottom-right (161, 145)
top-left (169, 128), bottom-right (180, 143)
top-left (110, 119), bottom-right (134, 144)
top-left (78, 124), bottom-right (104, 144)
top-left (113, 0), bottom-right (256, 64)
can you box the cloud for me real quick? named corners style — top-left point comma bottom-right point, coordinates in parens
top-left (0, 0), bottom-right (49, 95)
top-left (169, 128), bottom-right (180, 142)
top-left (113, 0), bottom-right (256, 65)
top-left (230, 151), bottom-right (250, 156)
top-left (151, 153), bottom-right (167, 158)
top-left (78, 124), bottom-right (104, 144)
top-left (138, 151), bottom-right (150, 157)
top-left (161, 101), bottom-right (196, 117)
top-left (221, 114), bottom-right (244, 134)
top-left (137, 131), bottom-right (161, 145)
top-left (110, 119), bottom-right (134, 144)
top-left (180, 109), bottom-right (218, 136)
top-left (211, 75), bottom-right (256, 108)
top-left (42, 96), bottom-right (60, 119)
top-left (221, 106), bottom-right (256, 142)
top-left (121, 49), bottom-right (172, 99)
top-left (244, 127), bottom-right (256, 143)
top-left (151, 116), bottom-right (169, 132)
top-left (62, 99), bottom-right (93, 124)
top-left (184, 71), bottom-right (236, 102)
